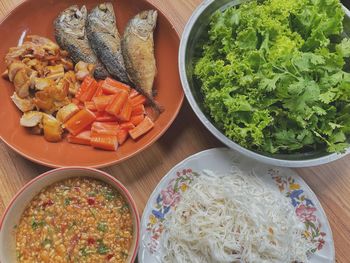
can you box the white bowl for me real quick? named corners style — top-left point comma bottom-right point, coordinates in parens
top-left (0, 167), bottom-right (140, 263)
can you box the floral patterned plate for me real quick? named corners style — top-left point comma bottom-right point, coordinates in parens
top-left (138, 148), bottom-right (335, 263)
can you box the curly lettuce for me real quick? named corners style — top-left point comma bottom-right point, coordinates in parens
top-left (194, 0), bottom-right (350, 153)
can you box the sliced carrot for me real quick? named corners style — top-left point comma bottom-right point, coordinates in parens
top-left (131, 104), bottom-right (145, 116)
top-left (64, 109), bottom-right (96, 135)
top-left (129, 89), bottom-right (140, 99)
top-left (102, 77), bottom-right (130, 94)
top-left (93, 80), bottom-right (104, 98)
top-left (120, 122), bottom-right (135, 130)
top-left (67, 130), bottom-right (91, 146)
top-left (117, 129), bottom-right (129, 145)
top-left (129, 116), bottom-right (154, 140)
top-left (91, 122), bottom-right (119, 136)
top-left (84, 101), bottom-right (97, 111)
top-left (93, 95), bottom-right (116, 112)
top-left (95, 112), bottom-right (118, 122)
top-left (105, 90), bottom-right (128, 116)
top-left (130, 94), bottom-right (147, 107)
top-left (130, 114), bottom-right (145, 126)
top-left (117, 100), bottom-right (132, 122)
top-left (76, 76), bottom-right (98, 102)
top-left (91, 134), bottom-right (118, 151)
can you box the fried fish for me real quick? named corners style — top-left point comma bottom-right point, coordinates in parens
top-left (86, 3), bottom-right (129, 83)
top-left (54, 5), bottom-right (109, 79)
top-left (122, 10), bottom-right (158, 100)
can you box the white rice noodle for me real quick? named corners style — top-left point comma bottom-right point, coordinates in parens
top-left (161, 169), bottom-right (315, 263)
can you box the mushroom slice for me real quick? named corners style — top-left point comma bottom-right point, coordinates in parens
top-left (45, 64), bottom-right (64, 80)
top-left (13, 67), bottom-right (37, 98)
top-left (8, 61), bottom-right (27, 82)
top-left (10, 92), bottom-right (35, 112)
top-left (20, 111), bottom-right (43, 127)
top-left (34, 78), bottom-right (55, 91)
top-left (27, 35), bottom-right (60, 53)
top-left (74, 61), bottom-right (95, 81)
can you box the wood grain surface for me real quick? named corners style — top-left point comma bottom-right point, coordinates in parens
top-left (0, 0), bottom-right (350, 262)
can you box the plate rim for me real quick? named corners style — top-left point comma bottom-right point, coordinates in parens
top-left (0, 0), bottom-right (184, 168)
top-left (138, 147), bottom-right (335, 262)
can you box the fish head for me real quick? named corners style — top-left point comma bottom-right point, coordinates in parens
top-left (89, 3), bottom-right (116, 34)
top-left (130, 10), bottom-right (158, 40)
top-left (56, 5), bottom-right (87, 39)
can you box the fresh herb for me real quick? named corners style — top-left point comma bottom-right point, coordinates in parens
top-left (16, 250), bottom-right (21, 260)
top-left (120, 204), bottom-right (129, 214)
top-left (97, 240), bottom-right (109, 255)
top-left (31, 219), bottom-right (45, 229)
top-left (97, 222), bottom-right (108, 232)
top-left (64, 198), bottom-right (71, 206)
top-left (194, 0), bottom-right (350, 154)
top-left (80, 247), bottom-right (93, 257)
top-left (48, 227), bottom-right (54, 235)
top-left (88, 191), bottom-right (97, 197)
top-left (88, 208), bottom-right (97, 219)
top-left (68, 220), bottom-right (77, 231)
top-left (121, 251), bottom-right (129, 258)
top-left (41, 238), bottom-right (52, 247)
top-left (103, 190), bottom-right (116, 201)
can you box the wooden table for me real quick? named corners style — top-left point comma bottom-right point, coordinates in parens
top-left (0, 0), bottom-right (350, 262)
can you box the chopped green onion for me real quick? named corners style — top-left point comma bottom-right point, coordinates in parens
top-left (97, 240), bottom-right (109, 255)
top-left (97, 222), bottom-right (108, 232)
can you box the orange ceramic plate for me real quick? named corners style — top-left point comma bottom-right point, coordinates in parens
top-left (0, 0), bottom-right (183, 168)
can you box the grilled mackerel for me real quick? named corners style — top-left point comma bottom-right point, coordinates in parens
top-left (122, 10), bottom-right (158, 99)
top-left (86, 3), bottom-right (129, 83)
top-left (54, 5), bottom-right (109, 79)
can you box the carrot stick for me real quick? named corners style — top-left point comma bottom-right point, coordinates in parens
top-left (64, 109), bottom-right (96, 135)
top-left (93, 95), bottom-right (116, 112)
top-left (102, 77), bottom-right (130, 94)
top-left (117, 100), bottom-right (132, 122)
top-left (120, 122), bottom-right (135, 130)
top-left (130, 114), bottom-right (145, 126)
top-left (105, 91), bottom-right (128, 116)
top-left (129, 116), bottom-right (154, 140)
top-left (131, 104), bottom-right (145, 116)
top-left (91, 134), bottom-right (118, 151)
top-left (95, 112), bottom-right (118, 122)
top-left (91, 122), bottom-right (119, 136)
top-left (75, 76), bottom-right (98, 102)
top-left (117, 129), bottom-right (129, 145)
top-left (67, 130), bottom-right (91, 146)
top-left (93, 80), bottom-right (104, 98)
top-left (130, 94), bottom-right (147, 107)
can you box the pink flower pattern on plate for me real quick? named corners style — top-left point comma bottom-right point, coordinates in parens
top-left (296, 204), bottom-right (317, 222)
top-left (146, 168), bottom-right (327, 256)
top-left (160, 185), bottom-right (181, 207)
